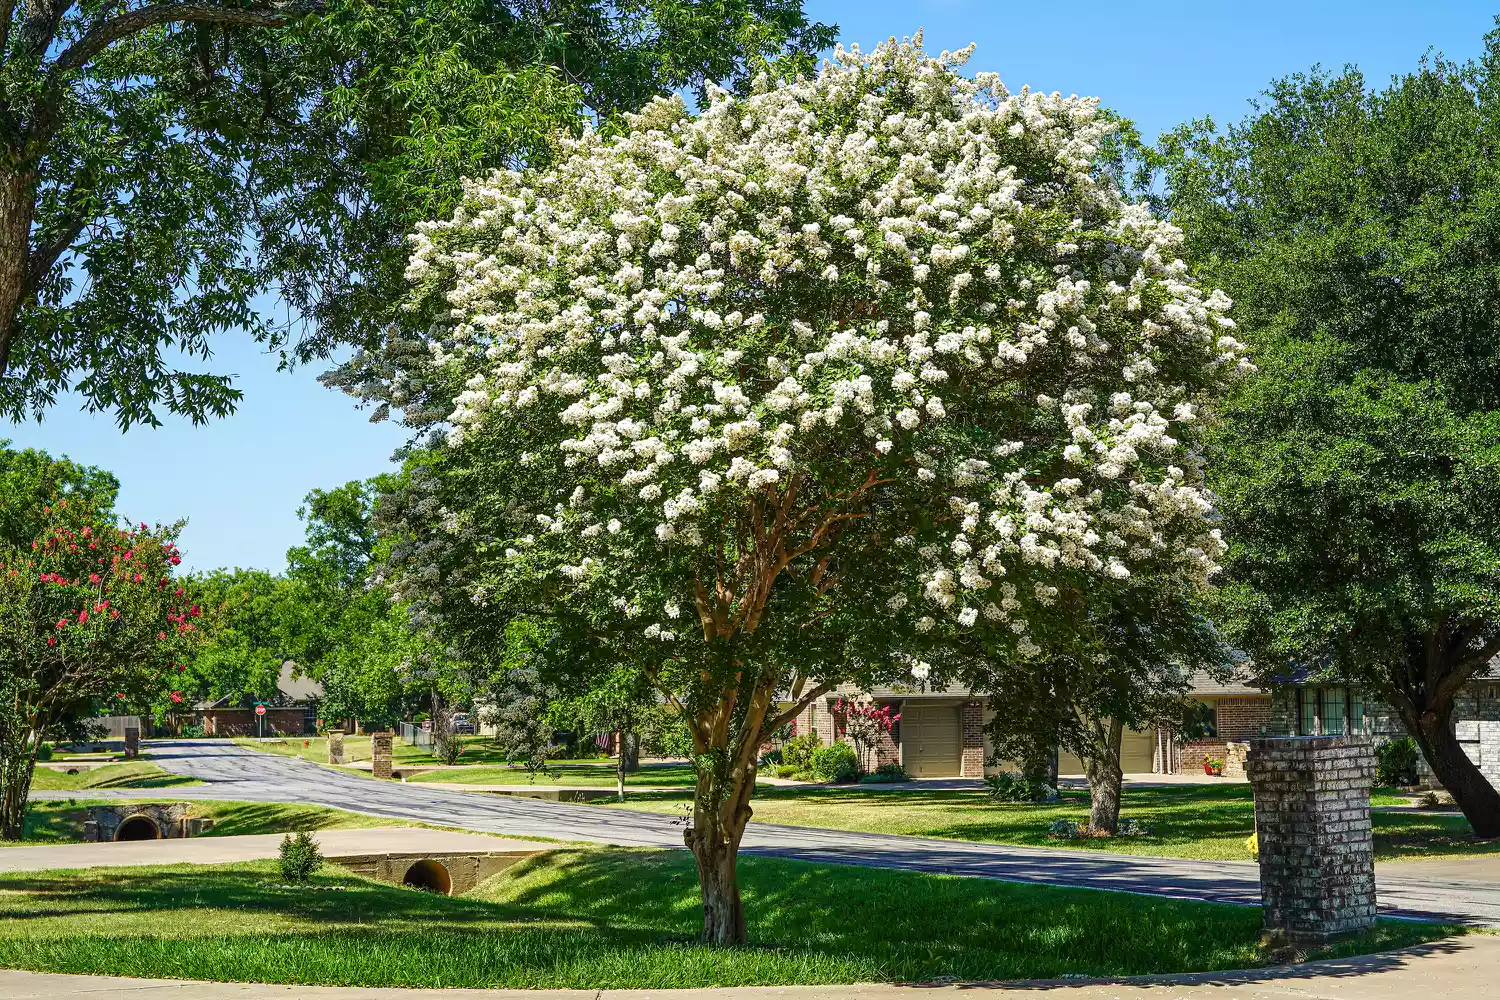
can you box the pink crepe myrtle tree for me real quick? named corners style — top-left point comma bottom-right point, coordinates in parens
top-left (836, 697), bottom-right (900, 773)
top-left (0, 500), bottom-right (193, 839)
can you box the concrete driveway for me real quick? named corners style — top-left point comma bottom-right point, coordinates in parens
top-left (25, 739), bottom-right (1500, 926)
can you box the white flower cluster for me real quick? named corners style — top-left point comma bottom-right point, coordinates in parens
top-left (375, 33), bottom-right (1246, 657)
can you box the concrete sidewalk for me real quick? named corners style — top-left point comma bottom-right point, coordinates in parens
top-left (0, 935), bottom-right (1491, 998)
top-left (0, 827), bottom-right (550, 872)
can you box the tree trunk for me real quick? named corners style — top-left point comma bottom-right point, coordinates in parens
top-left (685, 749), bottom-right (757, 944)
top-left (0, 725), bottom-right (40, 842)
top-left (1084, 719), bottom-right (1125, 834)
top-left (0, 169), bottom-right (37, 379)
top-left (621, 730), bottom-right (640, 773)
top-left (615, 731), bottom-right (626, 802)
top-left (1404, 701), bottom-right (1500, 838)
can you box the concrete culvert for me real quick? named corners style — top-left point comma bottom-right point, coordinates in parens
top-left (66, 768), bottom-right (79, 775)
top-left (114, 815), bottom-right (161, 841)
top-left (402, 859), bottom-right (452, 895)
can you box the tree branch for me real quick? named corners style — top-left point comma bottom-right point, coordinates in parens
top-left (26, 208), bottom-right (90, 294)
top-left (53, 0), bottom-right (312, 73)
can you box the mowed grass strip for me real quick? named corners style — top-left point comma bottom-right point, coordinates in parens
top-left (29, 761), bottom-right (201, 792)
top-left (234, 735), bottom-right (602, 767)
top-left (5, 800), bottom-right (421, 846)
top-left (603, 784), bottom-right (1488, 862)
top-left (0, 850), bottom-right (1455, 988)
top-left (408, 762), bottom-right (700, 787)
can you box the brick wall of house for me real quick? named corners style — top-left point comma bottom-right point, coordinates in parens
top-left (1178, 739), bottom-right (1224, 774)
top-left (1268, 681), bottom-right (1500, 790)
top-left (961, 700), bottom-right (985, 777)
top-left (872, 711), bottom-right (900, 768)
top-left (1215, 696), bottom-right (1272, 740)
top-left (201, 708), bottom-right (308, 737)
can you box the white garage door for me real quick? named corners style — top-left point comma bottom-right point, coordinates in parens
top-left (1058, 728), bottom-right (1155, 776)
top-left (902, 705), bottom-right (962, 777)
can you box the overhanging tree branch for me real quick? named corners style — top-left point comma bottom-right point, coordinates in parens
top-left (53, 0), bottom-right (313, 73)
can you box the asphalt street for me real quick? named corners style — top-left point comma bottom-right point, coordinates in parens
top-left (29, 739), bottom-right (1500, 926)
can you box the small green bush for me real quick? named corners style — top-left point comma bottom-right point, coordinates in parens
top-left (780, 732), bottom-right (822, 771)
top-left (1376, 736), bottom-right (1420, 787)
top-left (811, 741), bottom-right (859, 782)
top-left (33, 743), bottom-right (52, 762)
top-left (984, 771), bottom-right (1056, 803)
top-left (277, 831), bottom-right (323, 883)
top-left (647, 717), bottom-right (696, 758)
top-left (860, 763), bottom-right (909, 783)
top-left (178, 724), bottom-right (206, 739)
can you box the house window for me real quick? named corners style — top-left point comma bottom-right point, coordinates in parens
top-left (1297, 686), bottom-right (1369, 735)
top-left (1323, 687), bottom-right (1347, 735)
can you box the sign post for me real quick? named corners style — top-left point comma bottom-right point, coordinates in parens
top-left (254, 702), bottom-right (267, 739)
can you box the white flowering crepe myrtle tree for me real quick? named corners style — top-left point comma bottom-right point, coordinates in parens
top-left (334, 34), bottom-right (1246, 944)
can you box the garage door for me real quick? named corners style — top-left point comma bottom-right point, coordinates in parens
top-left (1121, 729), bottom-right (1155, 773)
top-left (902, 705), bottom-right (962, 777)
top-left (1058, 728), bottom-right (1155, 776)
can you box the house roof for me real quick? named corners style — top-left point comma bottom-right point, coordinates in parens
top-left (1187, 668), bottom-right (1265, 697)
top-left (194, 661), bottom-right (324, 710)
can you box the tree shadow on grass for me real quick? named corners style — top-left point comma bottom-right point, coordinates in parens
top-left (0, 849), bottom-right (1463, 988)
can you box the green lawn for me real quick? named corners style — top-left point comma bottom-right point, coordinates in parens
top-left (235, 735), bottom-right (608, 768)
top-left (29, 761), bottom-right (201, 791)
top-left (0, 849), bottom-right (1455, 988)
top-left (601, 784), bottom-right (1494, 862)
top-left (5, 799), bottom-right (422, 846)
top-left (408, 762), bottom-right (701, 787)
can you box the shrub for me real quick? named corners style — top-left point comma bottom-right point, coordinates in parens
top-left (278, 831), bottom-right (323, 883)
top-left (780, 732), bottom-right (822, 771)
top-left (33, 743), bottom-right (51, 762)
top-left (646, 717), bottom-right (696, 759)
top-left (811, 741), bottom-right (859, 782)
top-left (859, 762), bottom-right (909, 783)
top-left (1376, 736), bottom-right (1420, 787)
top-left (1048, 818), bottom-right (1080, 838)
top-left (984, 770), bottom-right (1057, 803)
top-left (759, 748), bottom-right (783, 766)
top-left (178, 724), bottom-right (206, 739)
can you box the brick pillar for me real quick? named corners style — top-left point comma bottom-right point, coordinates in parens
top-left (371, 732), bottom-right (393, 779)
top-left (960, 700), bottom-right (984, 776)
top-left (327, 732), bottom-right (345, 765)
top-left (1246, 736), bottom-right (1377, 943)
top-left (123, 726), bottom-right (140, 759)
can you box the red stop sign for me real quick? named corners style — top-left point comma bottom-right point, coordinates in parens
top-left (254, 705), bottom-right (266, 717)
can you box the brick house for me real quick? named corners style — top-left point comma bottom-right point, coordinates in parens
top-left (1166, 670), bottom-right (1274, 774)
top-left (1262, 666), bottom-right (1500, 789)
top-left (795, 682), bottom-right (1169, 778)
top-left (191, 661), bottom-right (322, 737)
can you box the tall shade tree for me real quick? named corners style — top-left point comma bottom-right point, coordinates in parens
top-left (338, 36), bottom-right (1244, 943)
top-left (181, 569), bottom-right (295, 705)
top-left (1149, 34), bottom-right (1500, 835)
top-left (0, 476), bottom-right (190, 839)
top-left (971, 585), bottom-right (1224, 832)
top-left (0, 0), bottom-right (832, 426)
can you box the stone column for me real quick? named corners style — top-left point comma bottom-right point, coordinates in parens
top-left (371, 732), bottom-right (393, 779)
top-left (123, 725), bottom-right (140, 759)
top-left (1246, 736), bottom-right (1377, 943)
top-left (960, 700), bottom-right (985, 777)
top-left (327, 732), bottom-right (345, 765)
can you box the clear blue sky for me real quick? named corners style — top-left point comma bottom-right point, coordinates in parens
top-left (14, 0), bottom-right (1498, 573)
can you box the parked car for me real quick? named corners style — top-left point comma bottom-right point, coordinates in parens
top-left (450, 712), bottom-right (475, 735)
